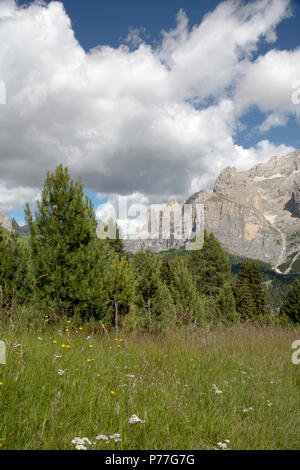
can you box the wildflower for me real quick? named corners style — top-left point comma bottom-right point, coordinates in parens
top-left (126, 374), bottom-right (135, 378)
top-left (75, 368), bottom-right (79, 372)
top-left (212, 384), bottom-right (223, 395)
top-left (117, 345), bottom-right (121, 348)
top-left (38, 337), bottom-right (43, 341)
top-left (58, 369), bottom-right (65, 376)
top-left (191, 357), bottom-right (194, 361)
top-left (65, 328), bottom-right (69, 332)
top-left (87, 359), bottom-right (91, 363)
top-left (109, 433), bottom-right (121, 443)
top-left (217, 441), bottom-right (229, 450)
top-left (52, 340), bottom-right (57, 344)
top-left (184, 384), bottom-right (189, 388)
top-left (61, 344), bottom-right (65, 349)
top-left (0, 443), bottom-right (2, 448)
top-left (75, 330), bottom-right (79, 334)
top-left (119, 339), bottom-right (124, 342)
top-left (71, 437), bottom-right (92, 449)
top-left (128, 414), bottom-right (146, 424)
top-left (0, 382), bottom-right (3, 387)
top-left (96, 434), bottom-right (109, 441)
top-left (242, 407), bottom-right (253, 413)
top-left (66, 345), bottom-right (70, 349)
top-left (89, 345), bottom-right (93, 349)
top-left (114, 338), bottom-right (118, 341)
top-left (79, 327), bottom-right (83, 331)
top-left (110, 391), bottom-right (116, 396)
top-left (267, 400), bottom-right (272, 407)
top-left (86, 336), bottom-right (91, 340)
top-left (91, 358), bottom-right (95, 362)
top-left (109, 346), bottom-right (112, 350)
top-left (67, 321), bottom-right (71, 324)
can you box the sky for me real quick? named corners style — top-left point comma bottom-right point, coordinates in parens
top-left (0, 0), bottom-right (300, 229)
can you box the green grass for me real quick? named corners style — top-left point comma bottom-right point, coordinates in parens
top-left (0, 320), bottom-right (300, 450)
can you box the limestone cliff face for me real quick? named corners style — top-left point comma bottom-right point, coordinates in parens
top-left (125, 149), bottom-right (300, 271)
top-left (0, 213), bottom-right (14, 232)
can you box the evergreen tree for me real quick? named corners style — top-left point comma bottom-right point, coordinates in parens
top-left (160, 255), bottom-right (175, 287)
top-left (233, 280), bottom-right (256, 320)
top-left (132, 250), bottom-right (173, 326)
top-left (168, 257), bottom-right (206, 325)
top-left (189, 230), bottom-right (236, 319)
top-left (0, 228), bottom-right (31, 307)
top-left (105, 254), bottom-right (136, 331)
top-left (280, 279), bottom-right (300, 323)
top-left (107, 222), bottom-right (125, 258)
top-left (189, 230), bottom-right (231, 296)
top-left (25, 164), bottom-right (111, 318)
top-left (234, 261), bottom-right (267, 318)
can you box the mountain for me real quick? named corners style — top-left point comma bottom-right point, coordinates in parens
top-left (0, 213), bottom-right (29, 234)
top-left (125, 149), bottom-right (300, 274)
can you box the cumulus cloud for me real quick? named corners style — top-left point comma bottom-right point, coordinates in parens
top-left (0, 183), bottom-right (40, 212)
top-left (0, 0), bottom-right (298, 216)
top-left (257, 112), bottom-right (289, 133)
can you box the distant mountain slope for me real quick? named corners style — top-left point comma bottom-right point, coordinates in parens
top-left (125, 149), bottom-right (300, 273)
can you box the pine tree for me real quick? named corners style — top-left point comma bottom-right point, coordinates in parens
top-left (105, 254), bottom-right (136, 331)
top-left (0, 228), bottom-right (31, 307)
top-left (234, 261), bottom-right (267, 318)
top-left (132, 250), bottom-right (173, 325)
top-left (25, 164), bottom-right (111, 318)
top-left (233, 280), bottom-right (256, 320)
top-left (107, 222), bottom-right (125, 259)
top-left (280, 279), bottom-right (300, 323)
top-left (189, 230), bottom-right (231, 296)
top-left (168, 257), bottom-right (206, 325)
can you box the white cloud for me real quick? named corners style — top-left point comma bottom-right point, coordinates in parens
top-left (0, 0), bottom-right (297, 216)
top-left (0, 183), bottom-right (40, 212)
top-left (257, 112), bottom-right (289, 133)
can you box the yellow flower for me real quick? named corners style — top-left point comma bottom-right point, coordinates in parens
top-left (117, 345), bottom-right (121, 348)
top-left (119, 339), bottom-right (124, 342)
top-left (185, 384), bottom-right (188, 388)
top-left (0, 382), bottom-right (3, 386)
top-left (66, 345), bottom-right (70, 349)
top-left (61, 344), bottom-right (65, 348)
top-left (65, 328), bottom-right (69, 332)
top-left (0, 442), bottom-right (2, 448)
top-left (75, 330), bottom-right (79, 334)
top-left (89, 344), bottom-right (93, 349)
top-left (191, 358), bottom-right (194, 361)
top-left (50, 436), bottom-right (53, 441)
top-left (67, 320), bottom-right (71, 324)
top-left (79, 327), bottom-right (83, 331)
top-left (114, 338), bottom-right (118, 341)
top-left (52, 340), bottom-right (57, 344)
top-left (110, 391), bottom-right (116, 396)
top-left (91, 358), bottom-right (95, 362)
top-left (109, 346), bottom-right (112, 350)
top-left (87, 359), bottom-right (91, 363)
top-left (75, 368), bottom-right (79, 372)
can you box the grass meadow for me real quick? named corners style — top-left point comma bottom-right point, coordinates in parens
top-left (0, 316), bottom-right (299, 450)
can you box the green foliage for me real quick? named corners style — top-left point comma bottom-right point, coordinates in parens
top-left (233, 261), bottom-right (267, 319)
top-left (280, 279), bottom-right (300, 323)
top-left (104, 254), bottom-right (136, 328)
top-left (131, 250), bottom-right (173, 330)
top-left (25, 164), bottom-right (112, 319)
top-left (0, 227), bottom-right (31, 307)
top-left (189, 230), bottom-right (236, 320)
top-left (107, 223), bottom-right (125, 259)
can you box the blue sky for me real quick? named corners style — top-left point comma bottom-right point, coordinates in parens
top-left (1, 0), bottom-right (300, 224)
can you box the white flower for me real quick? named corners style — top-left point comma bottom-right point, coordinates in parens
top-left (75, 444), bottom-right (87, 450)
top-left (217, 442), bottom-right (227, 450)
top-left (212, 384), bottom-right (223, 395)
top-left (224, 439), bottom-right (230, 444)
top-left (242, 407), bottom-right (253, 413)
top-left (126, 374), bottom-right (135, 378)
top-left (38, 337), bottom-right (43, 341)
top-left (109, 433), bottom-right (121, 443)
top-left (95, 434), bottom-right (109, 441)
top-left (58, 369), bottom-right (65, 376)
top-left (128, 414), bottom-right (146, 424)
top-left (71, 437), bottom-right (92, 446)
top-left (86, 336), bottom-right (91, 340)
top-left (267, 400), bottom-right (272, 407)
